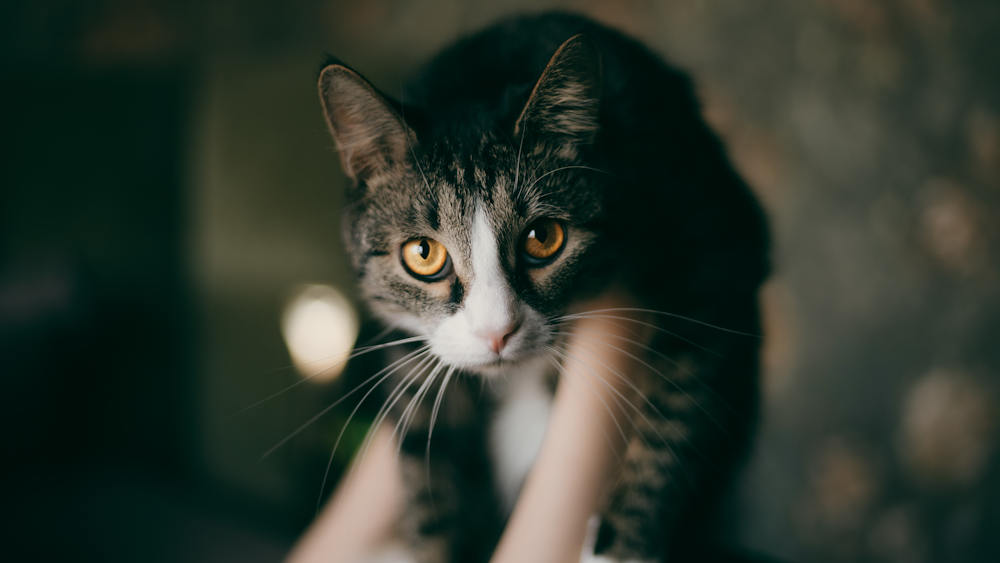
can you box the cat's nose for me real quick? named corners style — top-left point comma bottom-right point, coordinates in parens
top-left (476, 324), bottom-right (518, 355)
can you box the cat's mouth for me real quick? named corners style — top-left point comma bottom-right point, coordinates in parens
top-left (430, 334), bottom-right (556, 377)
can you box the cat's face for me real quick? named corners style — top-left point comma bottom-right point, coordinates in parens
top-left (347, 138), bottom-right (605, 375)
top-left (320, 36), bottom-right (607, 375)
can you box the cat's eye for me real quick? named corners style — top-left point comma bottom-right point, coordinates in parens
top-left (401, 238), bottom-right (451, 281)
top-left (523, 219), bottom-right (565, 265)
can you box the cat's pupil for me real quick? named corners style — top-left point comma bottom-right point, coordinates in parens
top-left (532, 225), bottom-right (548, 244)
top-left (419, 240), bottom-right (430, 260)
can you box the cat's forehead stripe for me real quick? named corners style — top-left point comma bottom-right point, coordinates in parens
top-left (450, 156), bottom-right (465, 186)
top-left (412, 186), bottom-right (441, 232)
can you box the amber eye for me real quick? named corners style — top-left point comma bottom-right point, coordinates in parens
top-left (401, 238), bottom-right (450, 280)
top-left (523, 219), bottom-right (565, 265)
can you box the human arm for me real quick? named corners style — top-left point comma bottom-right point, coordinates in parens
top-left (489, 301), bottom-right (644, 563)
top-left (284, 425), bottom-right (403, 563)
top-left (285, 303), bottom-right (644, 563)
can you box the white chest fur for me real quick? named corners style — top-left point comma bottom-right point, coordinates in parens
top-left (488, 360), bottom-right (555, 515)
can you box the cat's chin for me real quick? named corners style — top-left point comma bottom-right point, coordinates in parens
top-left (460, 360), bottom-right (517, 378)
top-left (447, 353), bottom-right (552, 379)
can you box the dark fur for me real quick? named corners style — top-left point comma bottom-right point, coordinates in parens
top-left (319, 12), bottom-right (769, 563)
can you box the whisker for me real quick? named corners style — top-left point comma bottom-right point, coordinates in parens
top-left (559, 307), bottom-right (762, 338)
top-left (548, 350), bottom-right (631, 450)
top-left (271, 333), bottom-right (424, 376)
top-left (394, 361), bottom-right (446, 459)
top-left (399, 79), bottom-right (433, 195)
top-left (543, 355), bottom-right (620, 460)
top-left (349, 355), bottom-right (438, 489)
top-left (554, 330), bottom-right (735, 445)
top-left (563, 324), bottom-right (750, 427)
top-left (343, 350), bottom-right (433, 463)
top-left (573, 314), bottom-right (777, 498)
top-left (329, 191), bottom-right (373, 218)
top-left (524, 154), bottom-right (553, 195)
top-left (548, 345), bottom-right (640, 438)
top-left (524, 165), bottom-right (615, 194)
top-left (549, 345), bottom-right (652, 435)
top-left (549, 345), bottom-right (668, 451)
top-left (232, 335), bottom-right (427, 418)
top-left (259, 344), bottom-right (431, 461)
top-left (562, 326), bottom-right (696, 380)
top-left (357, 322), bottom-right (403, 348)
top-left (425, 366), bottom-right (455, 465)
top-left (559, 313), bottom-right (723, 357)
top-left (315, 348), bottom-right (433, 511)
top-left (558, 325), bottom-right (738, 483)
top-left (556, 342), bottom-right (724, 500)
top-left (568, 315), bottom-right (646, 339)
top-left (360, 356), bottom-right (433, 457)
top-left (425, 365), bottom-right (456, 520)
top-left (514, 107), bottom-right (527, 199)
top-left (552, 344), bottom-right (698, 486)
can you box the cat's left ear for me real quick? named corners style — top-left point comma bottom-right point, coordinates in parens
top-left (515, 33), bottom-right (602, 149)
top-left (318, 63), bottom-right (416, 184)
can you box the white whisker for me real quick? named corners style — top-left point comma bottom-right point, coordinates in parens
top-left (553, 344), bottom-right (698, 486)
top-left (394, 360), bottom-right (446, 459)
top-left (559, 307), bottom-right (761, 338)
top-left (559, 313), bottom-right (723, 357)
top-left (261, 344), bottom-right (430, 462)
top-left (425, 365), bottom-right (456, 518)
top-left (524, 165), bottom-right (614, 194)
top-left (550, 350), bottom-right (631, 450)
top-left (554, 330), bottom-right (734, 444)
top-left (513, 108), bottom-right (527, 199)
top-left (543, 355), bottom-right (620, 459)
top-left (563, 324), bottom-right (749, 426)
top-left (398, 79), bottom-right (433, 195)
top-left (350, 354), bottom-right (438, 487)
top-left (234, 335), bottom-right (427, 418)
top-left (334, 347), bottom-right (433, 510)
top-left (310, 347), bottom-right (433, 512)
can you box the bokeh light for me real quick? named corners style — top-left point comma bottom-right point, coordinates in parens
top-left (281, 284), bottom-right (359, 381)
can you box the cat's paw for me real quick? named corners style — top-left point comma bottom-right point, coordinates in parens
top-left (579, 515), bottom-right (658, 563)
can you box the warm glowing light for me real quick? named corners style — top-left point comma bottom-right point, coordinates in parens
top-left (281, 284), bottom-right (359, 381)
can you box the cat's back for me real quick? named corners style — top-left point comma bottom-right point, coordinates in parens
top-left (409, 12), bottom-right (701, 141)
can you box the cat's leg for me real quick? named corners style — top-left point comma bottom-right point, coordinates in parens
top-left (589, 411), bottom-right (683, 563)
top-left (393, 452), bottom-right (462, 563)
top-left (589, 344), bottom-right (756, 563)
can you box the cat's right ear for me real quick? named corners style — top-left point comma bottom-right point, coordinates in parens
top-left (318, 64), bottom-right (416, 184)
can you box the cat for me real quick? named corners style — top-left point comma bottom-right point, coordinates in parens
top-left (317, 11), bottom-right (769, 563)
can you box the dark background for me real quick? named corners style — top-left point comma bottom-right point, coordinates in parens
top-left (2, 1), bottom-right (999, 562)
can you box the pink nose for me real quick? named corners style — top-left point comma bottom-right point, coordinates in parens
top-left (476, 325), bottom-right (518, 355)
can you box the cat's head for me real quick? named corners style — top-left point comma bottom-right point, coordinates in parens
top-left (319, 35), bottom-right (611, 376)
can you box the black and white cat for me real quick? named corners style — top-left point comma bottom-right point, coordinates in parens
top-left (318, 12), bottom-right (769, 563)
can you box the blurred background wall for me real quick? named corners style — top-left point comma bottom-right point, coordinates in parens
top-left (2, 1), bottom-right (999, 562)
